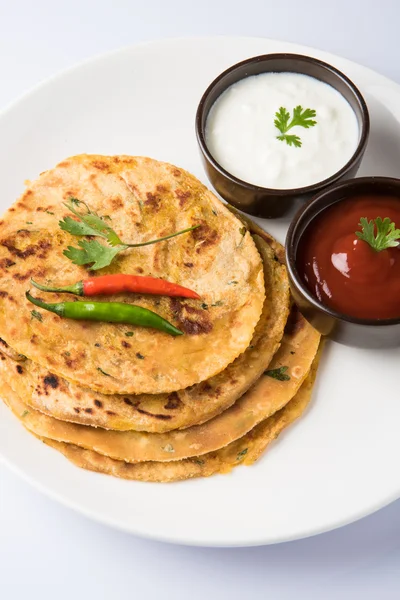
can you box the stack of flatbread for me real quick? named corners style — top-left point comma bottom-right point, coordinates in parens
top-left (0, 155), bottom-right (321, 482)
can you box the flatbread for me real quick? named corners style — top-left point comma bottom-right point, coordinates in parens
top-left (0, 308), bottom-right (320, 462)
top-left (0, 155), bottom-right (265, 394)
top-left (0, 235), bottom-right (290, 432)
top-left (1, 355), bottom-right (319, 482)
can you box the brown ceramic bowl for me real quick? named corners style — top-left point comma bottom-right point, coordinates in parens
top-left (286, 177), bottom-right (400, 348)
top-left (196, 53), bottom-right (370, 219)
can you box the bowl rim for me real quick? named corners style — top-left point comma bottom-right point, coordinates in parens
top-left (286, 175), bottom-right (400, 327)
top-left (195, 52), bottom-right (370, 195)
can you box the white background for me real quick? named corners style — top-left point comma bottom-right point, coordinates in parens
top-left (1, 1), bottom-right (400, 598)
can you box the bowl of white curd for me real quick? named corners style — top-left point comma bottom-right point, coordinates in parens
top-left (196, 53), bottom-right (369, 218)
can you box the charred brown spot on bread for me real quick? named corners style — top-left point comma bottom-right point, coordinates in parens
top-left (12, 269), bottom-right (34, 282)
top-left (274, 247), bottom-right (285, 264)
top-left (184, 262), bottom-right (193, 268)
top-left (16, 365), bottom-right (23, 374)
top-left (94, 399), bottom-right (102, 408)
top-left (144, 192), bottom-right (161, 212)
top-left (43, 374), bottom-right (59, 389)
top-left (106, 410), bottom-right (116, 416)
top-left (112, 156), bottom-right (137, 167)
top-left (172, 168), bottom-right (181, 177)
top-left (0, 258), bottom-right (16, 270)
top-left (121, 340), bottom-right (131, 348)
top-left (85, 408), bottom-right (93, 414)
top-left (30, 334), bottom-right (38, 345)
top-left (135, 406), bottom-right (172, 420)
top-left (199, 381), bottom-right (213, 393)
top-left (74, 407), bottom-right (80, 413)
top-left (170, 298), bottom-right (213, 335)
top-left (0, 355), bottom-right (5, 361)
top-left (156, 184), bottom-right (168, 193)
top-left (1, 236), bottom-right (52, 260)
top-left (110, 196), bottom-right (124, 210)
top-left (284, 307), bottom-right (304, 337)
top-left (92, 160), bottom-right (109, 171)
top-left (135, 267), bottom-right (144, 274)
top-left (164, 392), bottom-right (181, 410)
top-left (192, 223), bottom-right (219, 253)
top-left (122, 396), bottom-right (172, 420)
top-left (0, 290), bottom-right (8, 298)
top-left (175, 189), bottom-right (191, 207)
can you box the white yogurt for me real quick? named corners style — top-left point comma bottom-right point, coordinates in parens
top-left (205, 72), bottom-right (359, 190)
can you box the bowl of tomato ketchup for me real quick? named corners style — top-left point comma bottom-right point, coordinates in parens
top-left (286, 177), bottom-right (400, 348)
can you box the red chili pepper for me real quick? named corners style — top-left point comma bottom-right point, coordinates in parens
top-left (30, 274), bottom-right (200, 300)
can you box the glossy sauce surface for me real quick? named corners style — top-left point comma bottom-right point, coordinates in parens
top-left (298, 195), bottom-right (400, 319)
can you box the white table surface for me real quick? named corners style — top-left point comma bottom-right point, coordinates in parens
top-left (1, 1), bottom-right (400, 597)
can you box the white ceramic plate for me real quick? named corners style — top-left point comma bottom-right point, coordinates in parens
top-left (1, 36), bottom-right (400, 547)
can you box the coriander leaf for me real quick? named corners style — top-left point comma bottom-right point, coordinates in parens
top-left (125, 331), bottom-right (134, 337)
top-left (238, 226), bottom-right (247, 247)
top-left (193, 458), bottom-right (205, 466)
top-left (277, 134), bottom-right (302, 148)
top-left (236, 448), bottom-right (248, 461)
top-left (61, 197), bottom-right (199, 269)
top-left (63, 200), bottom-right (123, 244)
top-left (81, 212), bottom-right (123, 245)
top-left (63, 240), bottom-right (124, 270)
top-left (274, 105), bottom-right (317, 147)
top-left (21, 410), bottom-right (29, 418)
top-left (356, 217), bottom-right (400, 252)
top-left (31, 309), bottom-right (43, 322)
top-left (274, 106), bottom-right (291, 134)
top-left (290, 105), bottom-right (317, 129)
top-left (59, 216), bottom-right (102, 237)
top-left (264, 366), bottom-right (290, 381)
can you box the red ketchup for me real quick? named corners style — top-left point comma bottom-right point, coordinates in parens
top-left (297, 195), bottom-right (400, 319)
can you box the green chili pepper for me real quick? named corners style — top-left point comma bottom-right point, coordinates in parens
top-left (26, 291), bottom-right (183, 337)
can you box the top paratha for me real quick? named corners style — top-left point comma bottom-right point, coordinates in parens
top-left (0, 155), bottom-right (265, 394)
top-left (0, 235), bottom-right (290, 432)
